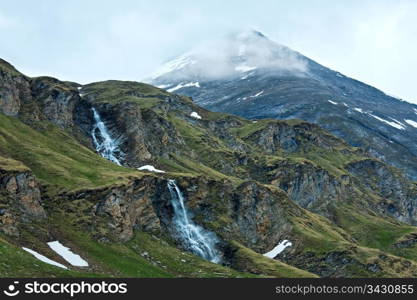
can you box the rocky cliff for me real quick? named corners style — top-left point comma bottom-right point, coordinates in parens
top-left (0, 157), bottom-right (46, 236)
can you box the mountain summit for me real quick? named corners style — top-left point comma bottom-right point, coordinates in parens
top-left (150, 30), bottom-right (417, 180)
top-left (150, 29), bottom-right (307, 84)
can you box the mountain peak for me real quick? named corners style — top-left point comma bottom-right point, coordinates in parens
top-left (233, 29), bottom-right (268, 41)
top-left (149, 30), bottom-right (307, 82)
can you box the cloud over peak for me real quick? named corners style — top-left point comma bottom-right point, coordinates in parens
top-left (150, 29), bottom-right (308, 81)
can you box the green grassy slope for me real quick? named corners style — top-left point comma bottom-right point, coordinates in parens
top-left (0, 113), bottom-right (137, 194)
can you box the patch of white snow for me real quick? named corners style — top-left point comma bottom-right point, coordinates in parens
top-left (190, 111), bottom-right (202, 119)
top-left (47, 241), bottom-right (89, 267)
top-left (405, 119), bottom-right (417, 128)
top-left (235, 65), bottom-right (257, 72)
top-left (22, 247), bottom-right (67, 269)
top-left (138, 165), bottom-right (166, 173)
top-left (263, 240), bottom-right (292, 259)
top-left (369, 114), bottom-right (405, 130)
top-left (156, 84), bottom-right (171, 89)
top-left (252, 91), bottom-right (264, 97)
top-left (151, 53), bottom-right (195, 79)
top-left (167, 82), bottom-right (200, 93)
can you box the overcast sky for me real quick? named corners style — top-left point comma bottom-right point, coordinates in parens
top-left (1, 0), bottom-right (417, 103)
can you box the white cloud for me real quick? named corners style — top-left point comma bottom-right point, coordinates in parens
top-left (0, 0), bottom-right (416, 103)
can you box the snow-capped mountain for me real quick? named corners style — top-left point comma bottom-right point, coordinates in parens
top-left (149, 30), bottom-right (417, 180)
top-left (149, 30), bottom-right (308, 90)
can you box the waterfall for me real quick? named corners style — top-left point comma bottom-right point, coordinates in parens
top-left (167, 180), bottom-right (221, 263)
top-left (91, 108), bottom-right (123, 166)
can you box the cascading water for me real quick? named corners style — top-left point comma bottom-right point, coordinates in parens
top-left (167, 180), bottom-right (221, 263)
top-left (91, 108), bottom-right (123, 166)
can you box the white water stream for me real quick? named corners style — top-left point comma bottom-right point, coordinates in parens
top-left (167, 180), bottom-right (221, 263)
top-left (91, 108), bottom-right (123, 165)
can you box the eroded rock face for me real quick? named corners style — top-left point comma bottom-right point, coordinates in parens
top-left (1, 171), bottom-right (46, 219)
top-left (0, 76), bottom-right (22, 116)
top-left (268, 159), bottom-right (349, 218)
top-left (0, 64), bottom-right (89, 133)
top-left (252, 123), bottom-right (299, 153)
top-left (0, 63), bottom-right (27, 116)
top-left (0, 169), bottom-right (46, 236)
top-left (247, 122), bottom-right (344, 154)
top-left (0, 210), bottom-right (19, 236)
top-left (0, 60), bottom-right (46, 122)
top-left (346, 159), bottom-right (417, 225)
top-left (30, 77), bottom-right (82, 129)
top-left (225, 181), bottom-right (293, 251)
top-left (206, 117), bottom-right (248, 152)
top-left (93, 177), bottom-right (162, 241)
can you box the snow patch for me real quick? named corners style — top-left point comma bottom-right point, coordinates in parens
top-left (167, 82), bottom-right (200, 93)
top-left (235, 64), bottom-right (257, 72)
top-left (138, 165), bottom-right (166, 173)
top-left (405, 119), bottom-right (417, 128)
top-left (253, 91), bottom-right (264, 97)
top-left (156, 84), bottom-right (171, 89)
top-left (328, 100), bottom-right (338, 105)
top-left (369, 114), bottom-right (405, 130)
top-left (47, 241), bottom-right (88, 267)
top-left (263, 240), bottom-right (292, 259)
top-left (353, 108), bottom-right (406, 130)
top-left (190, 111), bottom-right (202, 119)
top-left (151, 54), bottom-right (195, 79)
top-left (242, 91), bottom-right (264, 100)
top-left (22, 247), bottom-right (67, 269)
top-left (240, 72), bottom-right (255, 80)
top-left (389, 117), bottom-right (406, 126)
